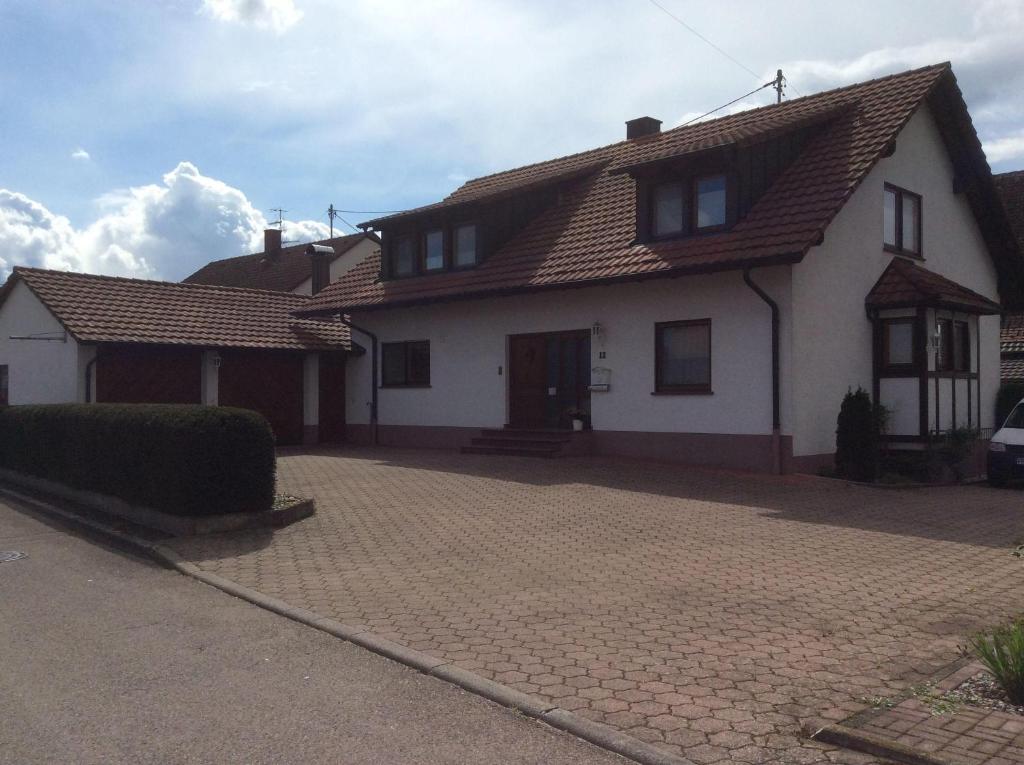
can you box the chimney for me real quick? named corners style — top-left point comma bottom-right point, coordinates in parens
top-left (626, 116), bottom-right (662, 140)
top-left (305, 244), bottom-right (335, 295)
top-left (264, 228), bottom-right (282, 259)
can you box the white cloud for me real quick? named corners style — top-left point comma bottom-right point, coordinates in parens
top-left (200, 0), bottom-right (302, 33)
top-left (71, 148), bottom-right (91, 161)
top-left (984, 130), bottom-right (1024, 164)
top-left (0, 162), bottom-right (330, 282)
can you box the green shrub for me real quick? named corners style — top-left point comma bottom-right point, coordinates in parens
top-left (835, 387), bottom-right (882, 482)
top-left (996, 382), bottom-right (1024, 429)
top-left (971, 619), bottom-right (1024, 705)
top-left (0, 404), bottom-right (275, 516)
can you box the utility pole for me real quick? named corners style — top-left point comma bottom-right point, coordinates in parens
top-left (327, 204), bottom-right (339, 238)
top-left (773, 69), bottom-right (785, 104)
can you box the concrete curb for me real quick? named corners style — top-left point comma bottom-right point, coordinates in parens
top-left (5, 485), bottom-right (695, 765)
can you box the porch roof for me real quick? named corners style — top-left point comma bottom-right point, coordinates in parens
top-left (865, 258), bottom-right (1000, 315)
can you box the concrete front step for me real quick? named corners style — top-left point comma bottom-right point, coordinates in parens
top-left (460, 444), bottom-right (561, 458)
top-left (478, 429), bottom-right (573, 442)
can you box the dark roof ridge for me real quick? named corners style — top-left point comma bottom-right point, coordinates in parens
top-left (11, 266), bottom-right (314, 302)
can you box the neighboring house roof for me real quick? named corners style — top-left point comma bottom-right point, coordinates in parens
top-left (299, 62), bottom-right (1018, 316)
top-left (866, 257), bottom-right (1000, 314)
top-left (994, 170), bottom-right (1024, 255)
top-left (183, 232), bottom-right (378, 292)
top-left (1003, 355), bottom-right (1024, 382)
top-left (0, 267), bottom-right (352, 352)
top-left (1003, 312), bottom-right (1024, 353)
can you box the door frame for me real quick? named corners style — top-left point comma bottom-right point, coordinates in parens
top-left (506, 328), bottom-right (591, 429)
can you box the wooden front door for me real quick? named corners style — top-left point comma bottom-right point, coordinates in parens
top-left (508, 331), bottom-right (591, 429)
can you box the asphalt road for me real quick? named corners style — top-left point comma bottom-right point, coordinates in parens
top-left (0, 497), bottom-right (623, 765)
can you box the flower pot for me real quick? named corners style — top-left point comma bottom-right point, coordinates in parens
top-left (572, 418), bottom-right (584, 432)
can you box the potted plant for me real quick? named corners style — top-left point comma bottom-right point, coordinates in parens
top-left (565, 407), bottom-right (590, 432)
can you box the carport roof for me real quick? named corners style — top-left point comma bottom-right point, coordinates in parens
top-left (0, 267), bottom-right (353, 351)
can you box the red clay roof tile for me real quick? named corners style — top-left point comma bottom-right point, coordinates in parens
top-left (300, 64), bottom-right (961, 315)
top-left (866, 257), bottom-right (1000, 314)
top-left (4, 267), bottom-right (351, 351)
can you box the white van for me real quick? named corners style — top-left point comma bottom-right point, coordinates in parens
top-left (988, 399), bottom-right (1024, 485)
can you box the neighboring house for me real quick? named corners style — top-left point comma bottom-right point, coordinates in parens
top-left (296, 63), bottom-right (1020, 473)
top-left (184, 229), bottom-right (380, 294)
top-left (0, 268), bottom-right (356, 445)
top-left (994, 170), bottom-right (1024, 383)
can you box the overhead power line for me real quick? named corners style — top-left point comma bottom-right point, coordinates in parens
top-left (644, 0), bottom-right (804, 98)
top-left (680, 78), bottom-right (775, 127)
top-left (645, 0), bottom-right (761, 80)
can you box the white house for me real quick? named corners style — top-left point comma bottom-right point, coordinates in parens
top-left (296, 63), bottom-right (1021, 473)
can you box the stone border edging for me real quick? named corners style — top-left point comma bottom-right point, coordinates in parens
top-left (805, 721), bottom-right (953, 765)
top-left (0, 468), bottom-right (314, 535)
top-left (2, 483), bottom-right (693, 765)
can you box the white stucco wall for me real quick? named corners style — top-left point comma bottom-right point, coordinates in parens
top-left (0, 281), bottom-right (85, 404)
top-left (345, 267), bottom-right (792, 436)
top-left (790, 104), bottom-right (1001, 457)
top-left (292, 237), bottom-right (379, 295)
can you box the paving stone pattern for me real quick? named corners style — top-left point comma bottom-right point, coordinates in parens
top-left (169, 448), bottom-right (1024, 765)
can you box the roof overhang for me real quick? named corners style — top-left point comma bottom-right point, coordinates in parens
top-left (293, 251), bottom-right (803, 317)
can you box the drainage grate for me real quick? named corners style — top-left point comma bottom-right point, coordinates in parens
top-left (0, 550), bottom-right (27, 563)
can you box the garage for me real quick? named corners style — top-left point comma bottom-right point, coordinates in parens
top-left (218, 350), bottom-right (305, 445)
top-left (95, 344), bottom-right (202, 404)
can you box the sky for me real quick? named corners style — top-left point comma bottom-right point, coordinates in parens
top-left (1, 0), bottom-right (1023, 282)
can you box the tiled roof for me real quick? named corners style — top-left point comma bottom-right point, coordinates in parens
top-left (301, 63), bottom-right (965, 315)
top-left (994, 171), bottom-right (1024, 256)
top-left (1003, 312), bottom-right (1024, 353)
top-left (183, 232), bottom-right (377, 292)
top-left (866, 257), bottom-right (1000, 314)
top-left (2, 267), bottom-right (352, 351)
top-left (1003, 355), bottom-right (1024, 382)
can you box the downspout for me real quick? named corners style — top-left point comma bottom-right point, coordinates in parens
top-left (84, 353), bottom-right (97, 403)
top-left (743, 269), bottom-right (782, 474)
top-left (337, 317), bottom-right (379, 446)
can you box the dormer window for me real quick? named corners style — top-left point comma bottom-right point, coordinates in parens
top-left (423, 229), bottom-right (445, 271)
top-left (454, 224), bottom-right (477, 267)
top-left (644, 173), bottom-right (732, 242)
top-left (883, 183), bottom-right (922, 257)
top-left (695, 174), bottom-right (727, 230)
top-left (394, 235), bottom-right (415, 277)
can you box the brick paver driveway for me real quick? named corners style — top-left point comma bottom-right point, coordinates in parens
top-left (169, 448), bottom-right (1024, 764)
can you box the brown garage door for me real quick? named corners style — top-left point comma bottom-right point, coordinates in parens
top-left (218, 350), bottom-right (304, 445)
top-left (318, 353), bottom-right (346, 443)
top-left (95, 344), bottom-right (202, 404)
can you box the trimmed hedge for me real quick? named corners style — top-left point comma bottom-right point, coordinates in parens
top-left (996, 382), bottom-right (1024, 430)
top-left (0, 404), bottom-right (275, 516)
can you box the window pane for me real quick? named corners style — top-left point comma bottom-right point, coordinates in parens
top-left (883, 188), bottom-right (897, 247)
top-left (0, 365), bottom-right (7, 406)
top-left (696, 175), bottom-right (726, 229)
top-left (394, 236), bottom-right (414, 276)
top-left (902, 194), bottom-right (919, 253)
top-left (886, 321), bottom-right (913, 366)
top-left (424, 230), bottom-right (444, 270)
top-left (659, 323), bottom-right (710, 387)
top-left (381, 344), bottom-right (407, 385)
top-left (936, 319), bottom-right (953, 371)
top-left (454, 224), bottom-right (476, 267)
top-left (653, 182), bottom-right (684, 236)
top-left (954, 321), bottom-right (970, 372)
top-left (407, 342), bottom-right (430, 385)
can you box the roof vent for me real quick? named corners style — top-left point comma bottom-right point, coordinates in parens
top-left (626, 116), bottom-right (662, 140)
top-left (264, 228), bottom-right (282, 260)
